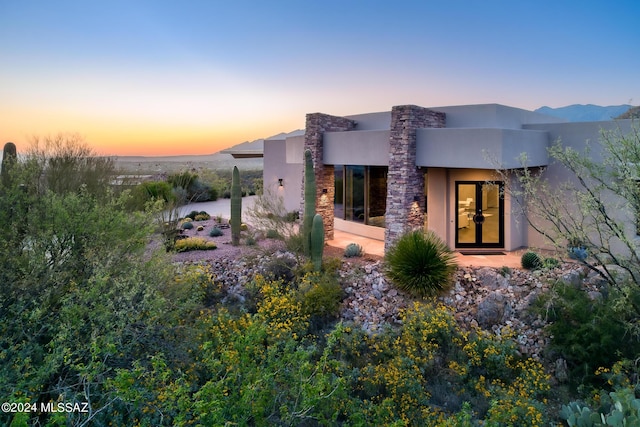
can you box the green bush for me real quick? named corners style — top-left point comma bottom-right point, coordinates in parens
top-left (245, 235), bottom-right (257, 246)
top-left (521, 251), bottom-right (543, 269)
top-left (187, 210), bottom-right (200, 220)
top-left (543, 257), bottom-right (560, 269)
top-left (297, 271), bottom-right (344, 332)
top-left (534, 282), bottom-right (640, 388)
top-left (181, 221), bottom-right (194, 230)
top-left (344, 243), bottom-right (364, 258)
top-left (174, 237), bottom-right (217, 252)
top-left (209, 227), bottom-right (224, 237)
top-left (384, 230), bottom-right (458, 297)
top-left (266, 229), bottom-right (280, 239)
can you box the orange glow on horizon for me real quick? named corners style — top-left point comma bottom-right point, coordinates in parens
top-left (1, 107), bottom-right (302, 157)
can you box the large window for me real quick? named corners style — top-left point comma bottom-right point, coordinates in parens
top-left (334, 165), bottom-right (387, 227)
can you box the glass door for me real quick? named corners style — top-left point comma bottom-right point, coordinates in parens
top-left (455, 181), bottom-right (504, 248)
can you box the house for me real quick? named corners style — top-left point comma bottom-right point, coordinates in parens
top-left (263, 103), bottom-right (636, 253)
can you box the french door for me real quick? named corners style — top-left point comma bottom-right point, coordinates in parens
top-left (455, 181), bottom-right (504, 248)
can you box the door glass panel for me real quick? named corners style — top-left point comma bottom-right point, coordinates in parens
top-left (345, 166), bottom-right (365, 223)
top-left (457, 183), bottom-right (476, 244)
top-left (481, 183), bottom-right (500, 244)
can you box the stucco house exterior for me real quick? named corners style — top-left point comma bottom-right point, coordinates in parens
top-left (262, 103), bottom-right (636, 253)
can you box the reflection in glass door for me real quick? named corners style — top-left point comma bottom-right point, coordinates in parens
top-left (455, 181), bottom-right (504, 248)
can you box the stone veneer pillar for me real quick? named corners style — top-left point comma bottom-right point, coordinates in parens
top-left (385, 105), bottom-right (446, 251)
top-left (303, 113), bottom-right (356, 240)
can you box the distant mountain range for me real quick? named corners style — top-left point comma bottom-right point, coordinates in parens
top-left (534, 104), bottom-right (633, 122)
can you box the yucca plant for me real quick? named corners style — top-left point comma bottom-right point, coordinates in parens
top-left (384, 230), bottom-right (457, 297)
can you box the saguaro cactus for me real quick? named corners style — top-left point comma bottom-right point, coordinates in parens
top-left (302, 149), bottom-right (316, 255)
top-left (1, 142), bottom-right (17, 187)
top-left (230, 166), bottom-right (242, 246)
top-left (310, 213), bottom-right (324, 272)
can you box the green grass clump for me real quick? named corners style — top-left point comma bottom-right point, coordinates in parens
top-left (384, 230), bottom-right (457, 297)
top-left (174, 237), bottom-right (217, 252)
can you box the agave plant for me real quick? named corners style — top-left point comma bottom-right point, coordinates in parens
top-left (384, 230), bottom-right (457, 297)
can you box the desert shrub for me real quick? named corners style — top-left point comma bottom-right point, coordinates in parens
top-left (498, 266), bottom-right (512, 277)
top-left (384, 230), bottom-right (457, 297)
top-left (535, 282), bottom-right (640, 388)
top-left (344, 243), bottom-right (364, 258)
top-left (543, 256), bottom-right (560, 269)
top-left (240, 223), bottom-right (249, 231)
top-left (297, 271), bottom-right (344, 326)
top-left (209, 227), bottom-right (224, 237)
top-left (260, 253), bottom-right (297, 284)
top-left (196, 211), bottom-right (211, 221)
top-left (174, 237), bottom-right (217, 252)
top-left (324, 302), bottom-right (550, 425)
top-left (132, 180), bottom-right (175, 209)
top-left (521, 251), bottom-right (543, 269)
top-left (266, 229), bottom-right (280, 239)
top-left (285, 232), bottom-right (305, 255)
top-left (196, 225), bottom-right (204, 231)
top-left (187, 210), bottom-right (200, 220)
top-left (181, 221), bottom-right (194, 230)
top-left (245, 234), bottom-right (256, 246)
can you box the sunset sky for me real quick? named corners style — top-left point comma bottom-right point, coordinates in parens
top-left (1, 1), bottom-right (638, 156)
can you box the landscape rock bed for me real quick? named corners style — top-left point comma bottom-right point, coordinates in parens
top-left (171, 235), bottom-right (595, 381)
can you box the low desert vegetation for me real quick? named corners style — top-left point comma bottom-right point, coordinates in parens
top-left (3, 131), bottom-right (640, 425)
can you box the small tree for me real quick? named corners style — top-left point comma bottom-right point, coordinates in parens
top-left (501, 124), bottom-right (640, 288)
top-left (26, 133), bottom-right (115, 198)
top-left (500, 123), bottom-right (640, 344)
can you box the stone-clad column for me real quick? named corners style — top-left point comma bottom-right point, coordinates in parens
top-left (302, 113), bottom-right (356, 240)
top-left (385, 105), bottom-right (445, 250)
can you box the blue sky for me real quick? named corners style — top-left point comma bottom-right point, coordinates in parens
top-left (1, 0), bottom-right (638, 155)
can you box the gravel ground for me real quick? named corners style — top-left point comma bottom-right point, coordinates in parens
top-left (168, 218), bottom-right (287, 263)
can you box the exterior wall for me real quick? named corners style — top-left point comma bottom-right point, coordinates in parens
top-left (303, 113), bottom-right (356, 240)
top-left (324, 130), bottom-right (390, 166)
top-left (425, 167), bottom-right (447, 241)
top-left (261, 103), bottom-right (635, 256)
top-left (263, 138), bottom-right (303, 212)
top-left (523, 120), bottom-right (637, 252)
top-left (432, 104), bottom-right (565, 129)
top-left (416, 128), bottom-right (549, 168)
top-left (385, 105), bottom-right (446, 250)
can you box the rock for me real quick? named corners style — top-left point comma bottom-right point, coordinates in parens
top-left (477, 292), bottom-right (508, 328)
top-left (554, 358), bottom-right (569, 383)
top-left (476, 267), bottom-right (509, 290)
top-left (561, 270), bottom-right (583, 288)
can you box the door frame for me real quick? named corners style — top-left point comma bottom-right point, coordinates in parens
top-left (455, 181), bottom-right (504, 248)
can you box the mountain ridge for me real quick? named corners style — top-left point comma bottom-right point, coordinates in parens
top-left (534, 104), bottom-right (633, 122)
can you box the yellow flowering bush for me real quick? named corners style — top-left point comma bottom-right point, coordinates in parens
top-left (323, 301), bottom-right (551, 425)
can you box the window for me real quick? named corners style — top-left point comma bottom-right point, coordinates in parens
top-left (334, 165), bottom-right (387, 227)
